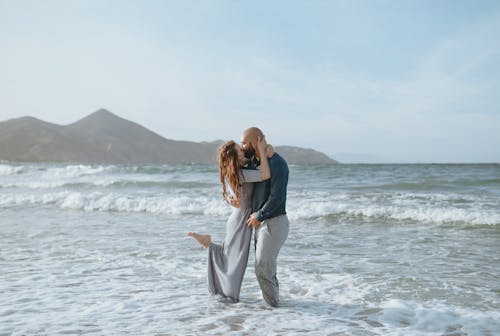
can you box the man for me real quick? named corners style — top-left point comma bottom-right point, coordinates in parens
top-left (241, 127), bottom-right (289, 307)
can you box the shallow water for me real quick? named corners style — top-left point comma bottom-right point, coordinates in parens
top-left (1, 163), bottom-right (499, 335)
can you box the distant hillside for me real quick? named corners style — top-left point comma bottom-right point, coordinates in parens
top-left (0, 109), bottom-right (338, 165)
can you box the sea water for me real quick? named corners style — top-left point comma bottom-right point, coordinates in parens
top-left (0, 163), bottom-right (499, 335)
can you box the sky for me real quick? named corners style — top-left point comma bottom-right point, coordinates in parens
top-left (1, 0), bottom-right (499, 163)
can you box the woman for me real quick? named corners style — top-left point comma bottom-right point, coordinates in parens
top-left (188, 136), bottom-right (273, 303)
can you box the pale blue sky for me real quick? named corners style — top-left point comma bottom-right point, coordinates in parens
top-left (1, 0), bottom-right (499, 162)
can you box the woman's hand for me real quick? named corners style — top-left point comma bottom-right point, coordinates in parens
top-left (225, 195), bottom-right (240, 208)
top-left (257, 136), bottom-right (267, 155)
top-left (266, 144), bottom-right (274, 158)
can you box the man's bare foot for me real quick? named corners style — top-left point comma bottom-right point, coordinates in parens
top-left (187, 232), bottom-right (212, 248)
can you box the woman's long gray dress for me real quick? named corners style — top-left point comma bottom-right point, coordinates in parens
top-left (207, 169), bottom-right (262, 303)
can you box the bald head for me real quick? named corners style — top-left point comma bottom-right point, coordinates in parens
top-left (243, 127), bottom-right (264, 142)
top-left (241, 127), bottom-right (265, 159)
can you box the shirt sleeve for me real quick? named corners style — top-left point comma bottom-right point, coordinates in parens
top-left (255, 158), bottom-right (288, 222)
top-left (241, 169), bottom-right (262, 183)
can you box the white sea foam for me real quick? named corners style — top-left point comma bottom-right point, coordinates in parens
top-left (0, 191), bottom-right (231, 217)
top-left (1, 164), bottom-right (499, 227)
top-left (0, 163), bottom-right (113, 177)
top-left (2, 205), bottom-right (498, 335)
top-left (1, 189), bottom-right (499, 225)
top-left (2, 163), bottom-right (499, 335)
top-left (1, 178), bottom-right (135, 189)
top-left (287, 194), bottom-right (500, 225)
top-left (44, 164), bottom-right (111, 177)
top-left (379, 299), bottom-right (500, 335)
top-left (0, 164), bottom-right (24, 175)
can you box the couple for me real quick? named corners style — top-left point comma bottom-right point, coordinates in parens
top-left (188, 127), bottom-right (289, 307)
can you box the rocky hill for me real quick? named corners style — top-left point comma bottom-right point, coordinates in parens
top-left (0, 109), bottom-right (337, 165)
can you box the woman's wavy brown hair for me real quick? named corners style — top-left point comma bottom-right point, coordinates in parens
top-left (218, 140), bottom-right (242, 200)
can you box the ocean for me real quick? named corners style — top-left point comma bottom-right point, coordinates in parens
top-left (1, 163), bottom-right (499, 335)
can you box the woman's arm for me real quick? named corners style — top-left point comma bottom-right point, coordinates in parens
top-left (257, 136), bottom-right (271, 180)
top-left (240, 138), bottom-right (274, 183)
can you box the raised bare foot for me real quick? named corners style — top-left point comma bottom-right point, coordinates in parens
top-left (187, 232), bottom-right (212, 248)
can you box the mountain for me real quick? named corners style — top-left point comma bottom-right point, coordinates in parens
top-left (275, 146), bottom-right (335, 165)
top-left (0, 109), bottom-right (337, 164)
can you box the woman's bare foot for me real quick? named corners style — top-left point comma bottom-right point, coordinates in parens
top-left (187, 232), bottom-right (212, 248)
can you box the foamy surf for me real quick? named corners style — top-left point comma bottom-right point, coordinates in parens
top-left (1, 163), bottom-right (499, 335)
top-left (1, 190), bottom-right (498, 225)
top-left (0, 164), bottom-right (25, 175)
top-left (2, 205), bottom-right (498, 335)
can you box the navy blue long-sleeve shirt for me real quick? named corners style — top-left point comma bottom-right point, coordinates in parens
top-left (251, 153), bottom-right (289, 222)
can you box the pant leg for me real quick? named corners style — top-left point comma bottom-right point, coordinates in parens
top-left (254, 215), bottom-right (289, 307)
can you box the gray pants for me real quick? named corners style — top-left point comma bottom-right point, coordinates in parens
top-left (254, 214), bottom-right (289, 307)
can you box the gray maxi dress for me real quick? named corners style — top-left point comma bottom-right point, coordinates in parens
top-left (207, 169), bottom-right (262, 303)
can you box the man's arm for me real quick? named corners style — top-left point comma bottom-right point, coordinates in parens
top-left (256, 160), bottom-right (287, 221)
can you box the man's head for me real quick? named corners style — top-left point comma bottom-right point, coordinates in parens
top-left (241, 127), bottom-right (265, 159)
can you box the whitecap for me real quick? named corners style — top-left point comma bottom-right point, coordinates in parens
top-left (0, 164), bottom-right (24, 175)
